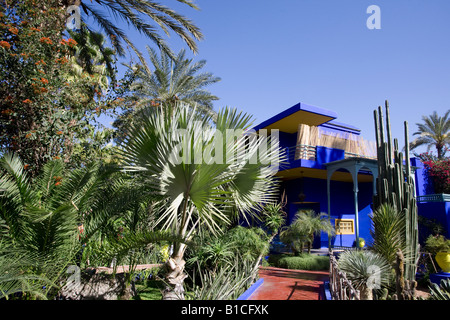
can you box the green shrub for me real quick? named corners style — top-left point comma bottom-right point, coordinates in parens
top-left (270, 253), bottom-right (329, 271)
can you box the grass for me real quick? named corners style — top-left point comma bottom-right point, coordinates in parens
top-left (268, 253), bottom-right (329, 271)
top-left (133, 279), bottom-right (164, 300)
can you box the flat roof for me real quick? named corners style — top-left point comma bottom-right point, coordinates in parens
top-left (253, 102), bottom-right (338, 133)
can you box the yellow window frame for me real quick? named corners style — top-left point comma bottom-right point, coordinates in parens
top-left (335, 219), bottom-right (354, 235)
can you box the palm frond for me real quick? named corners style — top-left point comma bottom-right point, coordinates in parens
top-left (338, 250), bottom-right (392, 290)
top-left (370, 203), bottom-right (406, 265)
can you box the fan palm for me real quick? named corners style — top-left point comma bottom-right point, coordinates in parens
top-left (338, 250), bottom-right (392, 300)
top-left (120, 102), bottom-right (283, 300)
top-left (62, 0), bottom-right (203, 69)
top-left (410, 110), bottom-right (450, 159)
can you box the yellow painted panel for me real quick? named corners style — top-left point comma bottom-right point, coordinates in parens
top-left (335, 219), bottom-right (354, 235)
top-left (264, 110), bottom-right (334, 133)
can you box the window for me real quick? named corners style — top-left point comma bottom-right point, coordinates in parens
top-left (335, 219), bottom-right (354, 235)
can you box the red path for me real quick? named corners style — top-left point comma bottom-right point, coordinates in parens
top-left (248, 267), bottom-right (329, 300)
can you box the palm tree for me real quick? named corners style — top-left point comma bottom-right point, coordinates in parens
top-left (0, 153), bottom-right (154, 298)
top-left (128, 47), bottom-right (221, 110)
top-left (0, 154), bottom-right (85, 298)
top-left (338, 250), bottom-right (392, 300)
top-left (282, 210), bottom-right (335, 254)
top-left (67, 26), bottom-right (117, 92)
top-left (113, 47), bottom-right (221, 143)
top-left (61, 0), bottom-right (203, 69)
top-left (410, 110), bottom-right (450, 159)
top-left (120, 102), bottom-right (283, 300)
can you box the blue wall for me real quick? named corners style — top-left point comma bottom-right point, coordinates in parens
top-left (418, 201), bottom-right (450, 240)
top-left (282, 176), bottom-right (374, 248)
top-left (411, 157), bottom-right (435, 196)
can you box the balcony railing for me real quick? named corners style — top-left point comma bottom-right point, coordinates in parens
top-left (284, 144), bottom-right (377, 164)
top-left (285, 144), bottom-right (316, 163)
top-left (416, 194), bottom-right (450, 202)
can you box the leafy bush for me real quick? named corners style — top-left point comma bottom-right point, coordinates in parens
top-left (425, 235), bottom-right (450, 254)
top-left (420, 153), bottom-right (450, 194)
top-left (269, 253), bottom-right (329, 271)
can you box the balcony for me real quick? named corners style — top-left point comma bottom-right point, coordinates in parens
top-left (285, 144), bottom-right (377, 164)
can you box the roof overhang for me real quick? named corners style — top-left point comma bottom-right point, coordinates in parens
top-left (253, 102), bottom-right (338, 134)
top-left (276, 166), bottom-right (375, 183)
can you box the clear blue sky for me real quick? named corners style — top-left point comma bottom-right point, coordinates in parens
top-left (96, 0), bottom-right (450, 155)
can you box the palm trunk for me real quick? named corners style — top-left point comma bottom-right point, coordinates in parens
top-left (162, 197), bottom-right (191, 300)
top-left (162, 244), bottom-right (188, 300)
top-left (360, 286), bottom-right (373, 300)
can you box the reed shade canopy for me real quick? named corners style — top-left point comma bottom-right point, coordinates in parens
top-left (295, 124), bottom-right (377, 160)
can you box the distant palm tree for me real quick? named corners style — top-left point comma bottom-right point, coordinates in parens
top-left (128, 47), bottom-right (220, 110)
top-left (62, 0), bottom-right (203, 69)
top-left (410, 110), bottom-right (450, 159)
top-left (68, 27), bottom-right (116, 92)
top-left (113, 47), bottom-right (220, 143)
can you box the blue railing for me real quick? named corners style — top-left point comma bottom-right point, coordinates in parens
top-left (417, 194), bottom-right (450, 202)
top-left (284, 144), bottom-right (376, 165)
top-left (285, 144), bottom-right (316, 163)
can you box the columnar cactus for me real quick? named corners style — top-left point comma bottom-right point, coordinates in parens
top-left (373, 101), bottom-right (420, 289)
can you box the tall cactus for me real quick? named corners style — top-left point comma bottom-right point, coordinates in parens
top-left (373, 101), bottom-right (419, 286)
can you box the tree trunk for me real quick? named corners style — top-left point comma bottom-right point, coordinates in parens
top-left (162, 245), bottom-right (187, 300)
top-left (360, 286), bottom-right (373, 300)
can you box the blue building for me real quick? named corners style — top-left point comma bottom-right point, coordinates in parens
top-left (253, 102), bottom-right (450, 250)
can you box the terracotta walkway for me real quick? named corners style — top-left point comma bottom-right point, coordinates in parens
top-left (248, 267), bottom-right (329, 300)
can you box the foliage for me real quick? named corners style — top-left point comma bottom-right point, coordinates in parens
top-left (260, 201), bottom-right (286, 236)
top-left (271, 253), bottom-right (329, 271)
top-left (0, 1), bottom-right (116, 175)
top-left (0, 153), bottom-right (159, 299)
top-left (188, 258), bottom-right (257, 300)
top-left (429, 279), bottom-right (450, 300)
top-left (337, 250), bottom-right (392, 300)
top-left (373, 101), bottom-right (419, 284)
top-left (370, 203), bottom-right (406, 266)
top-left (0, 154), bottom-right (81, 298)
top-left (119, 102), bottom-right (283, 299)
top-left (419, 153), bottom-right (450, 194)
top-left (68, 0), bottom-right (203, 67)
top-left (133, 279), bottom-right (164, 300)
top-left (410, 110), bottom-right (450, 159)
top-left (67, 26), bottom-right (117, 91)
top-left (425, 235), bottom-right (450, 254)
top-left (280, 210), bottom-right (334, 255)
top-left (187, 226), bottom-right (269, 274)
top-left (114, 48), bottom-right (220, 143)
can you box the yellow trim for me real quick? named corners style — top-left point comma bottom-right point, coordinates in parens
top-left (335, 219), bottom-right (354, 235)
top-left (276, 166), bottom-right (374, 182)
top-left (264, 110), bottom-right (334, 133)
